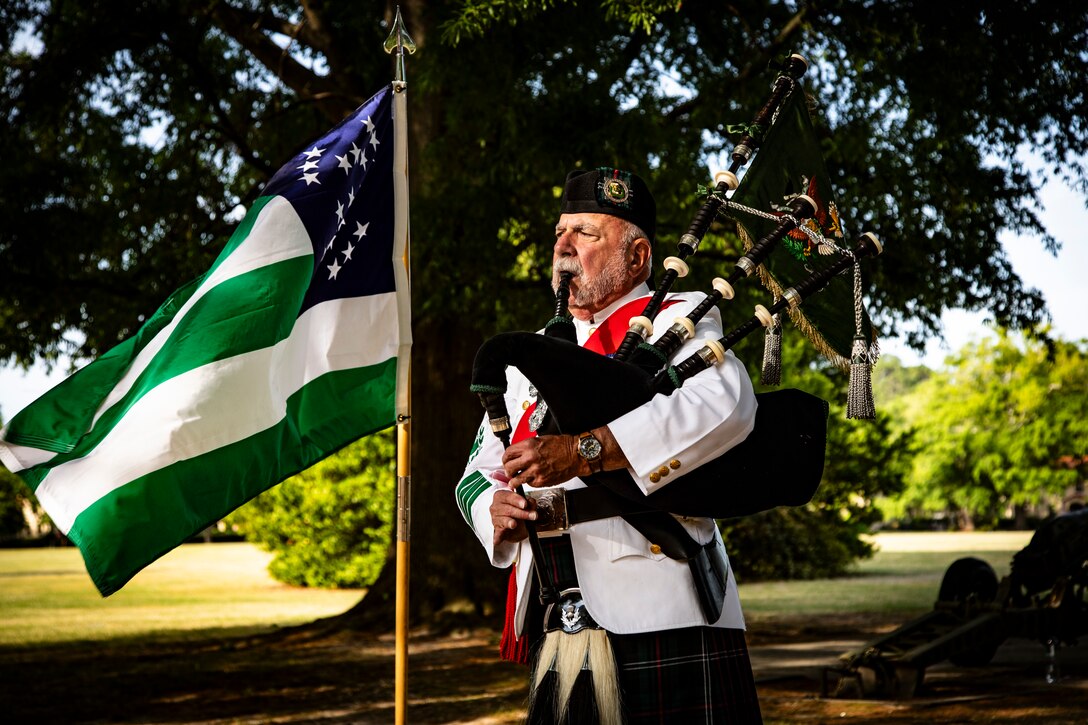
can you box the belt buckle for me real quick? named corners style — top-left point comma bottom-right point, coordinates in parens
top-left (524, 487), bottom-right (569, 536)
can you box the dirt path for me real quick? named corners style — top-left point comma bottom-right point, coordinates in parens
top-left (3, 617), bottom-right (1086, 724)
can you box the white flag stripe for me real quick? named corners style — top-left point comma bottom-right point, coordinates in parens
top-left (35, 291), bottom-right (400, 533)
top-left (0, 198), bottom-right (313, 475)
top-left (90, 196), bottom-right (313, 429)
top-left (0, 436), bottom-right (55, 473)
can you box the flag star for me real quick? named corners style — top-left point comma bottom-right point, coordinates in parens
top-left (300, 172), bottom-right (321, 186)
top-left (335, 201), bottom-right (346, 228)
top-left (343, 241), bottom-right (355, 262)
top-left (303, 145), bottom-right (325, 159)
top-left (349, 142), bottom-right (363, 163)
top-left (327, 258), bottom-right (342, 280)
top-left (323, 236), bottom-right (336, 258)
top-left (348, 188), bottom-right (356, 207)
top-left (358, 150), bottom-right (369, 170)
top-left (362, 115), bottom-right (375, 133)
top-left (336, 153), bottom-right (352, 174)
top-left (297, 159), bottom-right (319, 172)
top-left (368, 131), bottom-right (380, 150)
top-left (353, 221), bottom-right (369, 240)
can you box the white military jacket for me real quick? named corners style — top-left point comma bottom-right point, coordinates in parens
top-left (455, 284), bottom-right (757, 636)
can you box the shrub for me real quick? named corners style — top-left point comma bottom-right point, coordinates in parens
top-left (226, 431), bottom-right (395, 588)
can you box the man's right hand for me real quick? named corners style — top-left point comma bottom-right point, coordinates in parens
top-left (490, 488), bottom-right (537, 546)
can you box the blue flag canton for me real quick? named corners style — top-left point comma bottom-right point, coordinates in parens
top-left (264, 86), bottom-right (396, 314)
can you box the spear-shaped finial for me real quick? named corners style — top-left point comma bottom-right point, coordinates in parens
top-left (383, 6), bottom-right (417, 91)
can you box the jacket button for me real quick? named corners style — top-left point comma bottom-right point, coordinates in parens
top-left (522, 400), bottom-right (531, 410)
top-left (669, 459), bottom-right (681, 469)
top-left (649, 544), bottom-right (662, 555)
top-left (649, 471), bottom-right (661, 483)
top-left (658, 466), bottom-right (670, 477)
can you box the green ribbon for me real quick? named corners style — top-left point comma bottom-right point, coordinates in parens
top-left (724, 122), bottom-right (765, 140)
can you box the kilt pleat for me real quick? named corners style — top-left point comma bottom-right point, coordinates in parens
top-left (609, 626), bottom-right (762, 724)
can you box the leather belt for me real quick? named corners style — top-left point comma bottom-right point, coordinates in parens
top-left (524, 484), bottom-right (728, 624)
top-left (523, 485), bottom-right (656, 536)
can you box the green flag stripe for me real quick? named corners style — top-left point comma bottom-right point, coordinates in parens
top-left (32, 292), bottom-right (403, 529)
top-left (1, 195), bottom-right (306, 462)
top-left (67, 358), bottom-right (398, 596)
top-left (17, 255), bottom-right (312, 478)
top-left (456, 471), bottom-right (491, 524)
top-left (87, 195), bottom-right (312, 428)
top-left (1, 276), bottom-right (205, 459)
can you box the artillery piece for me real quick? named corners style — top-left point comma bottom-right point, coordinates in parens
top-left (822, 508), bottom-right (1088, 699)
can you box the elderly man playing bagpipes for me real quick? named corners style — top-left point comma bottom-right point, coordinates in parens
top-left (456, 166), bottom-right (765, 724)
top-left (455, 49), bottom-right (888, 722)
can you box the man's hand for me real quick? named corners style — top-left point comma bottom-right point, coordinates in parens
top-left (490, 488), bottom-right (536, 546)
top-left (501, 435), bottom-right (582, 488)
top-left (502, 428), bottom-right (629, 489)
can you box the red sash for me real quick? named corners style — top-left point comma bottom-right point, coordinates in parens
top-left (499, 294), bottom-right (682, 663)
top-left (509, 295), bottom-right (683, 444)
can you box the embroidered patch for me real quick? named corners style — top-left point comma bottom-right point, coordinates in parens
top-left (466, 421), bottom-right (486, 465)
top-left (595, 167), bottom-right (634, 210)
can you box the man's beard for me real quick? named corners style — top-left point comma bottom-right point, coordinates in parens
top-left (552, 254), bottom-right (629, 310)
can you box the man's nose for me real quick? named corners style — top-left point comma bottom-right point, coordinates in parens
top-left (554, 232), bottom-right (574, 256)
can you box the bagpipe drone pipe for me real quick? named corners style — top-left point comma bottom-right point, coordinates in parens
top-left (470, 52), bottom-right (887, 520)
top-left (471, 231), bottom-right (882, 520)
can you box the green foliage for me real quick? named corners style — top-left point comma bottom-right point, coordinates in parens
top-left (225, 432), bottom-right (396, 588)
top-left (0, 467), bottom-right (30, 539)
top-left (4, 1), bottom-right (1086, 366)
top-left (722, 332), bottom-right (913, 580)
top-left (886, 332), bottom-right (1088, 528)
top-left (723, 507), bottom-right (871, 582)
top-left (0, 408), bottom-right (48, 538)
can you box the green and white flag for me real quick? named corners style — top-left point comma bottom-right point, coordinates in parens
top-left (0, 85), bottom-right (410, 596)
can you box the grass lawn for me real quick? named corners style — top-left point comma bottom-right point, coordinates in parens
top-left (0, 542), bottom-right (363, 647)
top-left (0, 531), bottom-right (1035, 648)
top-left (737, 530), bottom-right (1033, 623)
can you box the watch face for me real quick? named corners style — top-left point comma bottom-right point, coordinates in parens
top-left (579, 435), bottom-right (602, 460)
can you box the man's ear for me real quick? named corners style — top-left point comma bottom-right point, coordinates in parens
top-left (629, 237), bottom-right (652, 281)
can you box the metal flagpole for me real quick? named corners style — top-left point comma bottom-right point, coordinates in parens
top-left (384, 7), bottom-right (416, 725)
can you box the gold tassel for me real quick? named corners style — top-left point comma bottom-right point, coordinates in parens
top-left (847, 335), bottom-right (876, 420)
top-left (846, 259), bottom-right (876, 419)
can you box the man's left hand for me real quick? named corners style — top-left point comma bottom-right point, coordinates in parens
top-left (501, 435), bottom-right (581, 488)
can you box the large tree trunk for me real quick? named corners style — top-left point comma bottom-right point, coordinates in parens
top-left (332, 4), bottom-right (510, 630)
top-left (339, 316), bottom-right (510, 632)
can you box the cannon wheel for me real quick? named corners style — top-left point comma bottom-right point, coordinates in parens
top-left (938, 556), bottom-right (1001, 666)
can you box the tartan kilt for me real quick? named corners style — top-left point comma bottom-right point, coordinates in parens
top-left (525, 536), bottom-right (762, 724)
top-left (609, 625), bottom-right (762, 724)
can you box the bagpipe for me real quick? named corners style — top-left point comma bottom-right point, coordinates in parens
top-left (470, 54), bottom-right (883, 521)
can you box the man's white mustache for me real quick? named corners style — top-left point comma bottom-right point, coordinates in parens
top-left (553, 258), bottom-right (583, 276)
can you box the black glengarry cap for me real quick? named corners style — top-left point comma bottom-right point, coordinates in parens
top-left (560, 167), bottom-right (656, 242)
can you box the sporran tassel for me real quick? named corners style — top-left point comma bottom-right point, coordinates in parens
top-left (760, 311), bottom-right (783, 386)
top-left (528, 629), bottom-right (622, 725)
top-left (846, 259), bottom-right (876, 419)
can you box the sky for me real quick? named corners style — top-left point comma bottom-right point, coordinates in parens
top-left (2, 164), bottom-right (1086, 422)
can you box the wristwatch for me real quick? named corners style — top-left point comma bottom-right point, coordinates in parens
top-left (577, 432), bottom-right (603, 473)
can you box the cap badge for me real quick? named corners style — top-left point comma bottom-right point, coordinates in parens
top-left (596, 167), bottom-right (633, 209)
top-left (603, 177), bottom-right (629, 202)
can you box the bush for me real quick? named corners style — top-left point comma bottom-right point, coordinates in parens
top-left (721, 507), bottom-right (874, 581)
top-left (226, 431), bottom-right (395, 588)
